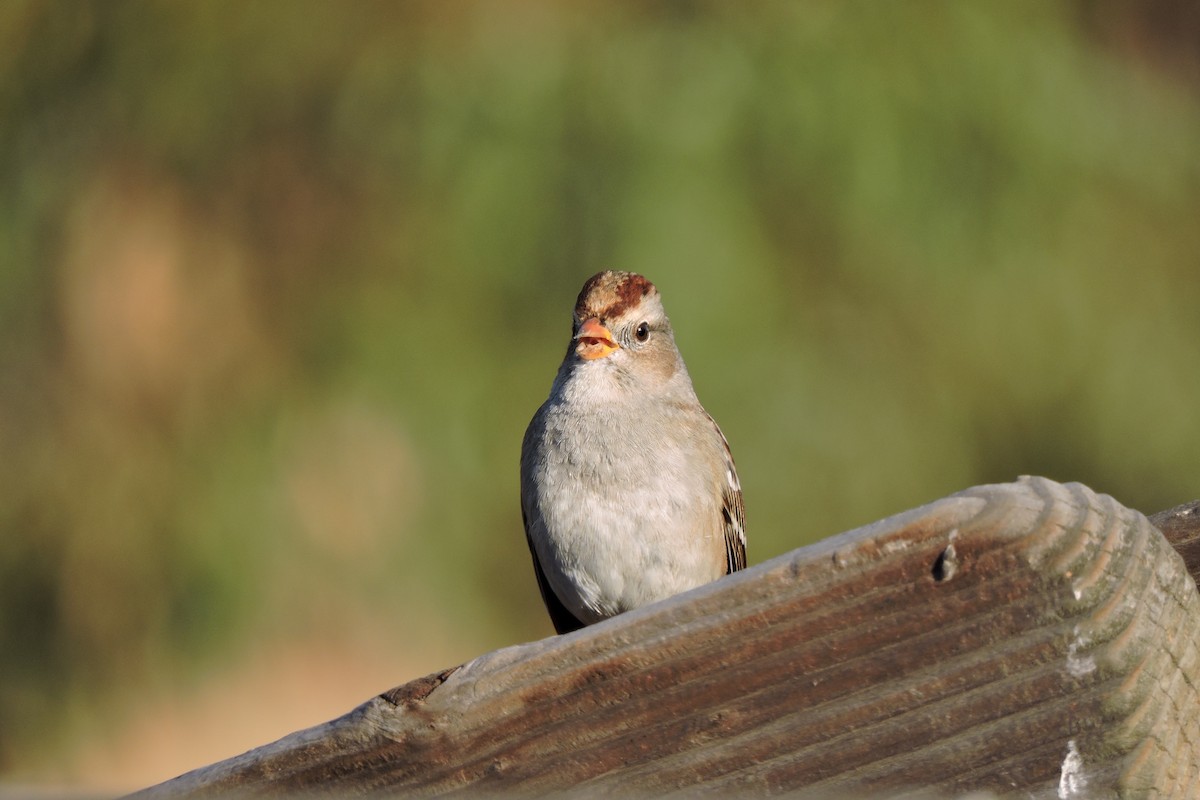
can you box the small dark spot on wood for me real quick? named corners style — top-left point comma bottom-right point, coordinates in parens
top-left (932, 544), bottom-right (958, 582)
top-left (783, 559), bottom-right (804, 581)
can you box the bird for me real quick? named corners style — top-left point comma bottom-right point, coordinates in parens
top-left (520, 270), bottom-right (746, 634)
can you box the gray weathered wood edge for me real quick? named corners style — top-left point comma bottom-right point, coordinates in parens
top-left (132, 477), bottom-right (1200, 798)
top-left (1150, 499), bottom-right (1200, 579)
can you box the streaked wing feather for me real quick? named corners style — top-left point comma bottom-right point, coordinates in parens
top-left (722, 485), bottom-right (747, 573)
top-left (705, 410), bottom-right (747, 574)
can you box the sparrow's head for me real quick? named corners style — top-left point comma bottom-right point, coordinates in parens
top-left (567, 271), bottom-right (684, 385)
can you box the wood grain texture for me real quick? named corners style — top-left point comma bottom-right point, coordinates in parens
top-left (133, 478), bottom-right (1200, 798)
top-left (1151, 500), bottom-right (1200, 582)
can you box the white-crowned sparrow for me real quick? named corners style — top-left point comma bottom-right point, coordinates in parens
top-left (521, 270), bottom-right (746, 634)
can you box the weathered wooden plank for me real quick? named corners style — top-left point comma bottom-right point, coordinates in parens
top-left (1151, 500), bottom-right (1200, 581)
top-left (132, 478), bottom-right (1200, 798)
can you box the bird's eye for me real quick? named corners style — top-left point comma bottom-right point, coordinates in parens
top-left (635, 322), bottom-right (650, 342)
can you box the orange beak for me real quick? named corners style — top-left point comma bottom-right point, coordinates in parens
top-left (575, 317), bottom-right (619, 360)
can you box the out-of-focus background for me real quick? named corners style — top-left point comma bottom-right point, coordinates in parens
top-left (2, 1), bottom-right (1198, 793)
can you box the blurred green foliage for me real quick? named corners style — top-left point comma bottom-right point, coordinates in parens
top-left (1, 0), bottom-right (1199, 778)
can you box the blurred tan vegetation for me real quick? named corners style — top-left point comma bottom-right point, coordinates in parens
top-left (1, 0), bottom-right (1199, 791)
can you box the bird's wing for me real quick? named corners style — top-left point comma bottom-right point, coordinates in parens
top-left (522, 506), bottom-right (587, 635)
top-left (721, 483), bottom-right (747, 573)
top-left (708, 413), bottom-right (747, 574)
